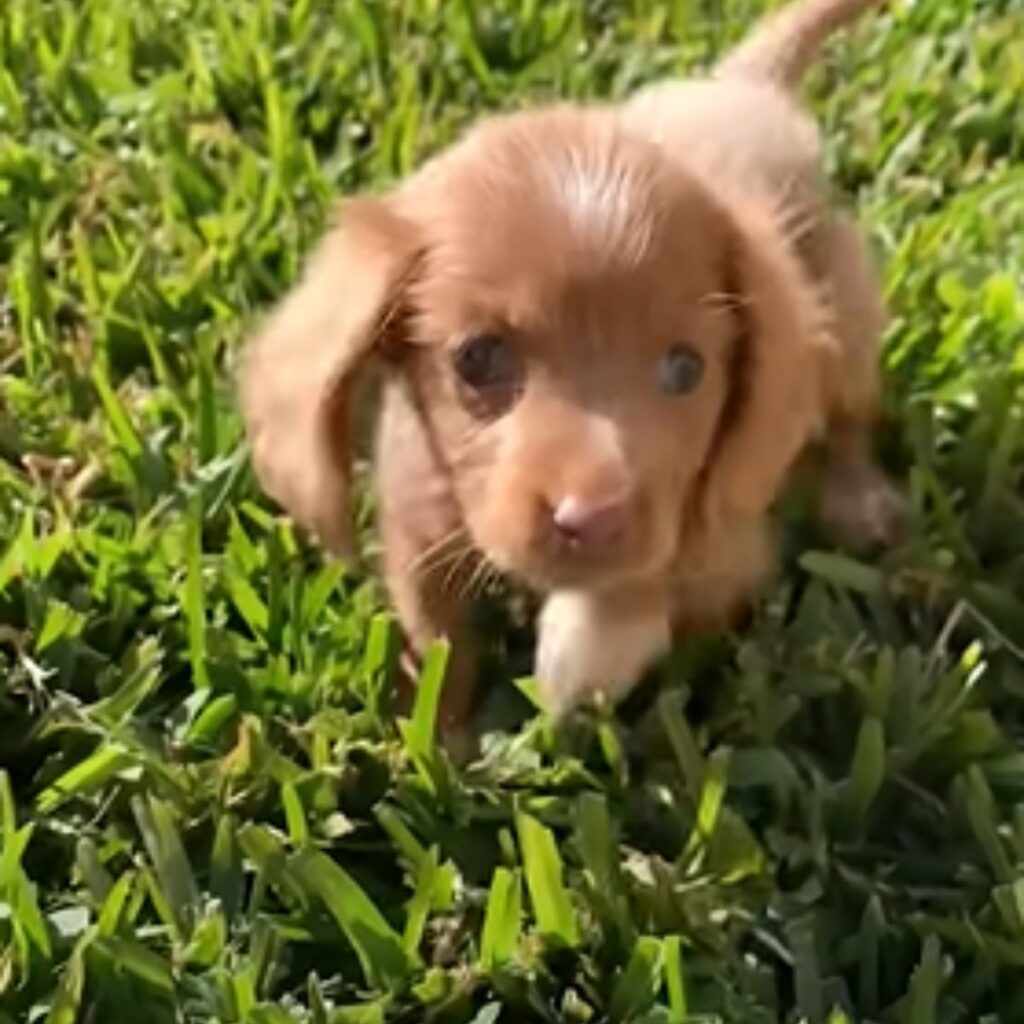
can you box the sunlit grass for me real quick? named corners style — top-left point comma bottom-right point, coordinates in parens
top-left (1, 0), bottom-right (1023, 1021)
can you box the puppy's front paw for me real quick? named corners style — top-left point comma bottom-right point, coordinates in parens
top-left (820, 462), bottom-right (906, 549)
top-left (534, 591), bottom-right (671, 720)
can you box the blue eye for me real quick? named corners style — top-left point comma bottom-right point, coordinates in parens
top-left (657, 344), bottom-right (704, 395)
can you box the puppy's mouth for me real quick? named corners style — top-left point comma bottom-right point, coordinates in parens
top-left (495, 540), bottom-right (656, 594)
top-left (528, 558), bottom-right (619, 591)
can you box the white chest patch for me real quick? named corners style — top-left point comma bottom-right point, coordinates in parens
top-left (534, 590), bottom-right (671, 719)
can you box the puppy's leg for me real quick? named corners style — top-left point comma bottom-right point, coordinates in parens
top-left (382, 521), bottom-right (480, 744)
top-left (535, 587), bottom-right (672, 720)
top-left (816, 214), bottom-right (904, 546)
top-left (376, 388), bottom-right (480, 742)
top-left (820, 421), bottom-right (905, 548)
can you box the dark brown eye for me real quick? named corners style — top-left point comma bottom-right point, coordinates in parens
top-left (657, 344), bottom-right (704, 395)
top-left (452, 333), bottom-right (520, 391)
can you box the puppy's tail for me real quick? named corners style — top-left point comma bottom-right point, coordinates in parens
top-left (715, 0), bottom-right (886, 90)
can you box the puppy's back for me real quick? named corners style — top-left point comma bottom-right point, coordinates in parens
top-left (621, 0), bottom-right (886, 230)
top-left (620, 77), bottom-right (823, 211)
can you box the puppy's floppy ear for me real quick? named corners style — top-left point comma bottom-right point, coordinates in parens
top-left (704, 202), bottom-right (835, 519)
top-left (239, 197), bottom-right (419, 556)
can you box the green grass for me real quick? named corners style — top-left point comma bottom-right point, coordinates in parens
top-left (1, 0), bottom-right (1023, 1020)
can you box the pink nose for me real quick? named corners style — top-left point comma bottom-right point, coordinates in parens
top-left (551, 493), bottom-right (629, 551)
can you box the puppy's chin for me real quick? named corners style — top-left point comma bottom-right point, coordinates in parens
top-left (479, 533), bottom-right (675, 595)
top-left (508, 556), bottom-right (628, 594)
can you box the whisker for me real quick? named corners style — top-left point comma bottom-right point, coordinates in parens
top-left (424, 542), bottom-right (477, 584)
top-left (461, 555), bottom-right (496, 602)
top-left (441, 543), bottom-right (479, 596)
top-left (403, 524), bottom-right (472, 578)
top-left (403, 529), bottom-right (461, 577)
top-left (479, 562), bottom-right (503, 599)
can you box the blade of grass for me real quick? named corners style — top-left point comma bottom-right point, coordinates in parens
top-left (185, 493), bottom-right (210, 689)
top-left (608, 936), bottom-right (665, 1023)
top-left (515, 810), bottom-right (579, 949)
top-left (290, 848), bottom-right (414, 988)
top-left (479, 867), bottom-right (523, 971)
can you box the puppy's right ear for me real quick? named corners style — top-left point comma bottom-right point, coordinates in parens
top-left (239, 197), bottom-right (419, 557)
top-left (701, 198), bottom-right (834, 523)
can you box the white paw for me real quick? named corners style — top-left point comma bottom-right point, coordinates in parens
top-left (534, 591), bottom-right (671, 719)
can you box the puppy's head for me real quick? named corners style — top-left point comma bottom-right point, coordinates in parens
top-left (241, 107), bottom-right (831, 589)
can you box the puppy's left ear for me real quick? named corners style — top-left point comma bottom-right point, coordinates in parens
top-left (704, 202), bottom-right (835, 520)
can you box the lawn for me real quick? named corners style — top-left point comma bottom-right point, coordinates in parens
top-left (1, 0), bottom-right (1023, 1021)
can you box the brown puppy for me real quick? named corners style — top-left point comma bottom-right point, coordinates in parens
top-left (240, 0), bottom-right (900, 734)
